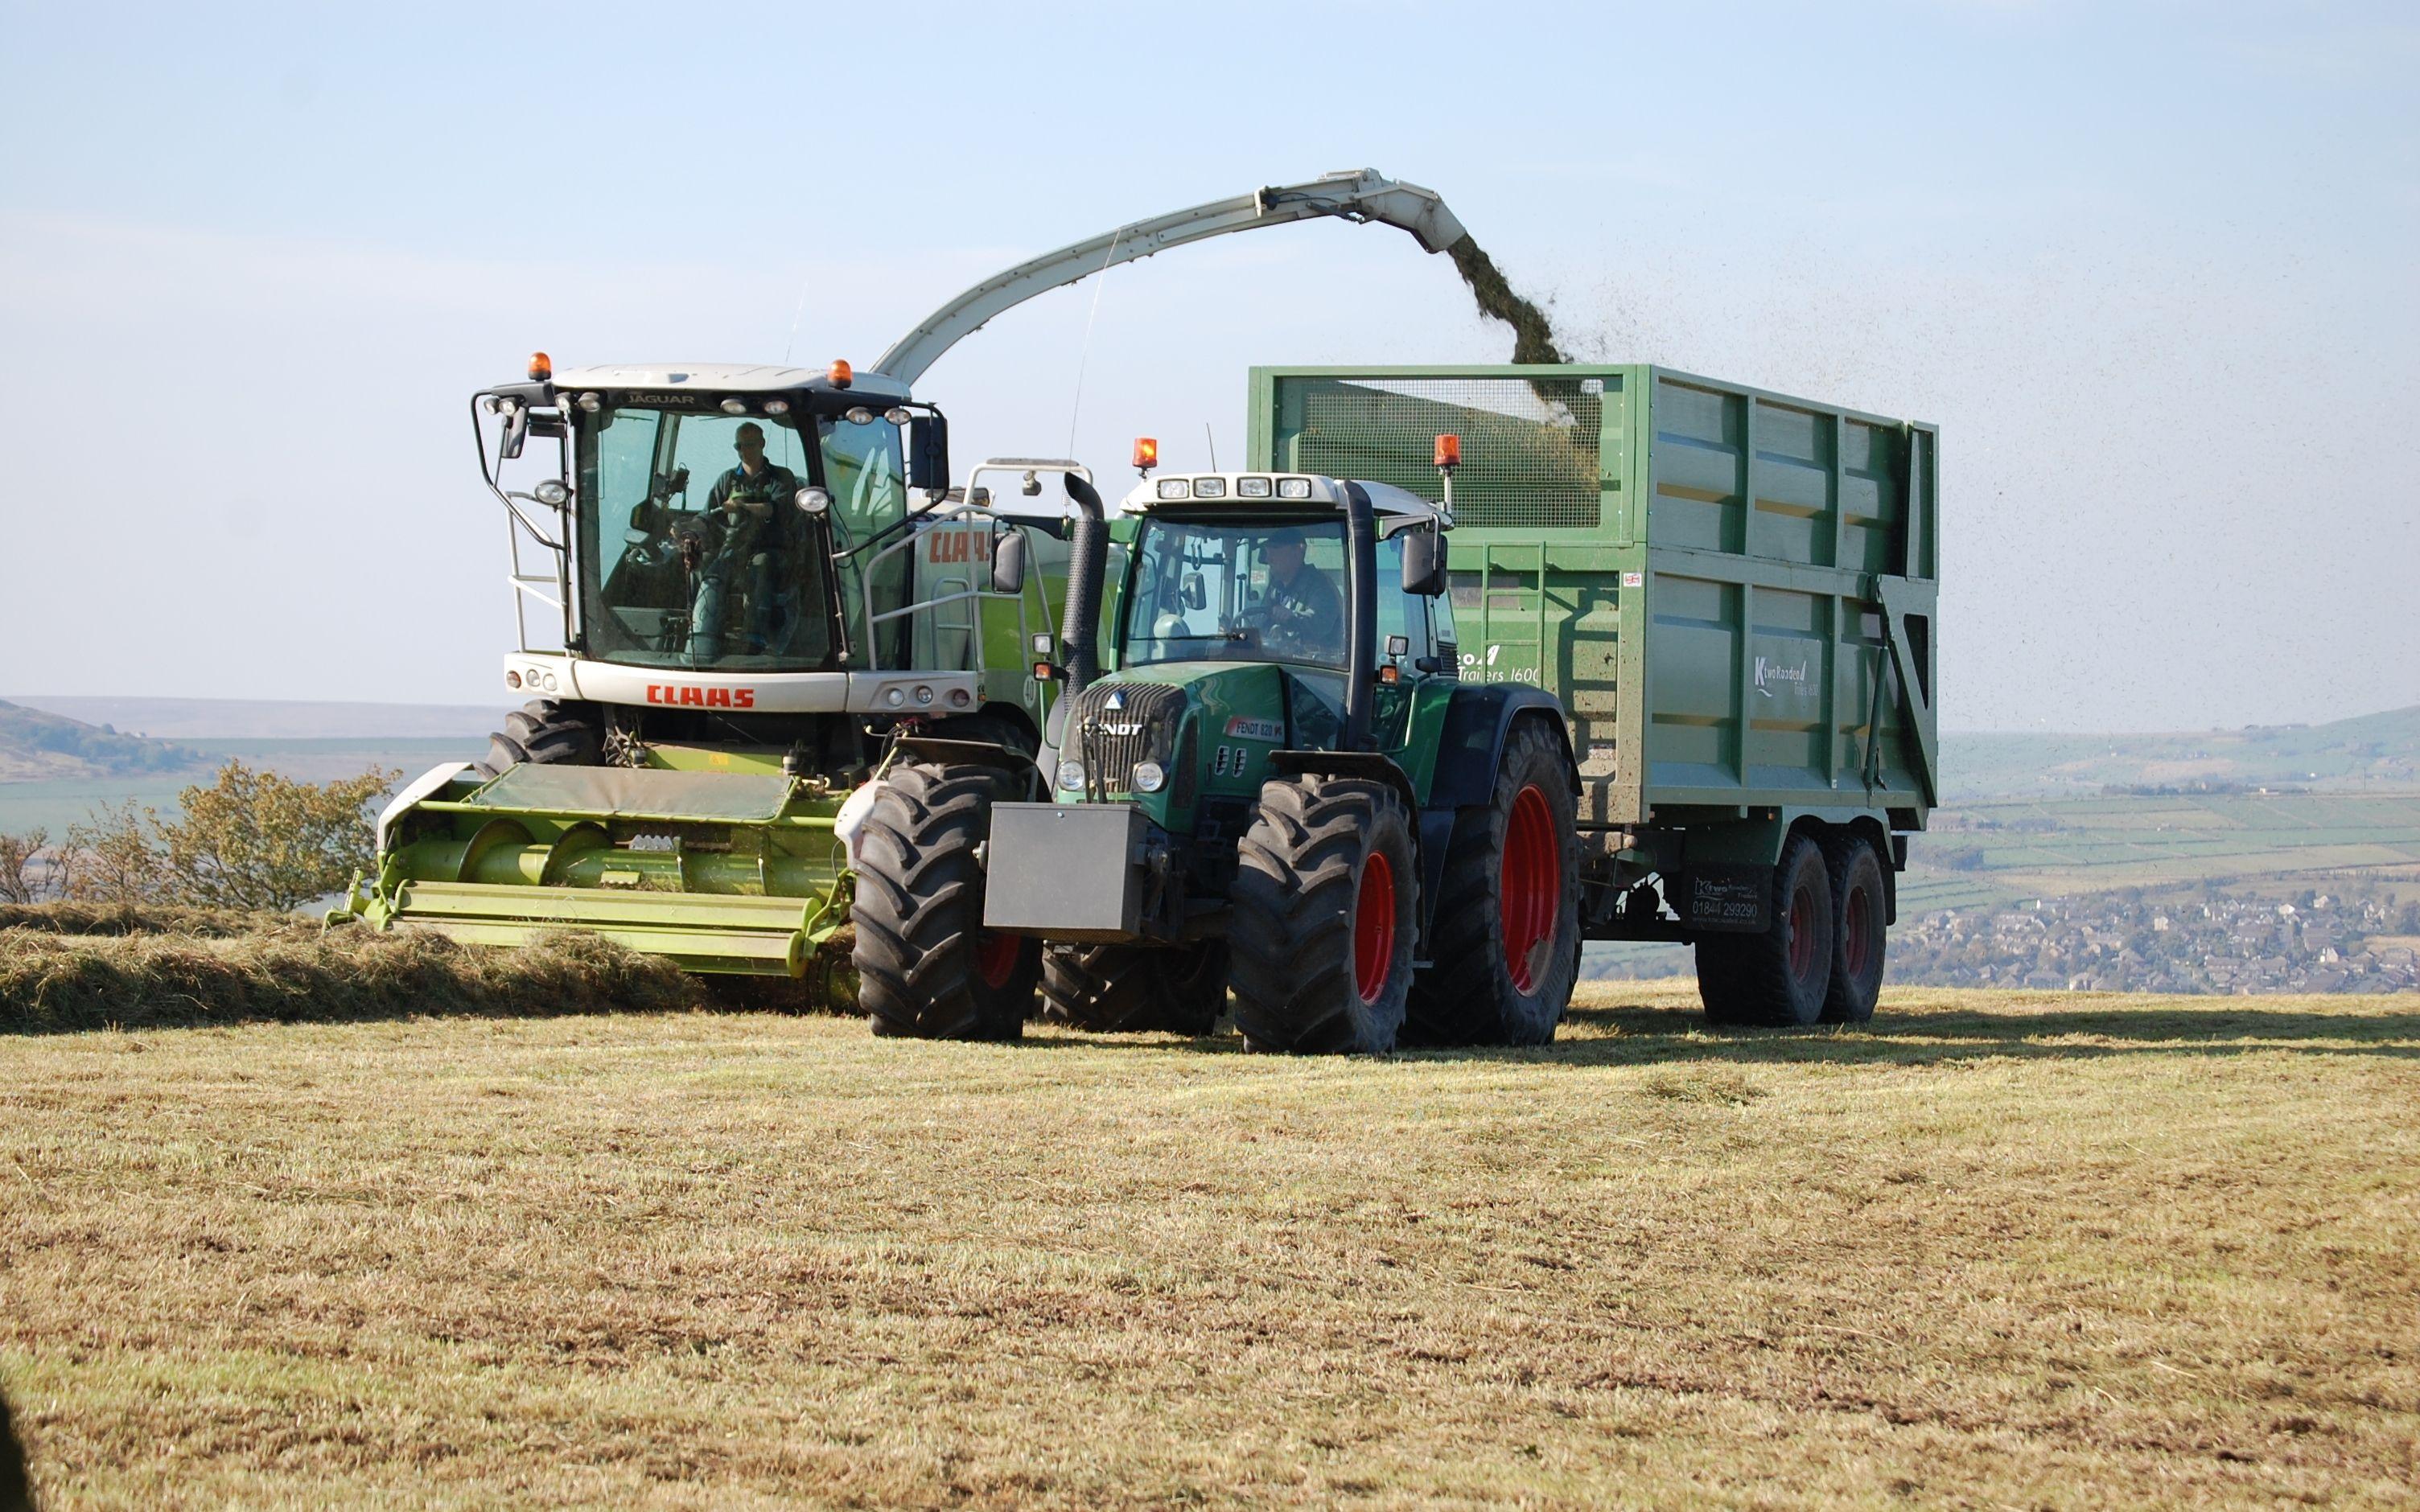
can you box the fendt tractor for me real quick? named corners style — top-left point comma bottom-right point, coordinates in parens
top-left (853, 365), bottom-right (1940, 1050)
top-left (334, 171), bottom-right (1477, 1018)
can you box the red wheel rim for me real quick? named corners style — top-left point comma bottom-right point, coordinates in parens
top-left (1499, 784), bottom-right (1559, 994)
top-left (1352, 851), bottom-right (1397, 1005)
top-left (1788, 879), bottom-right (1819, 983)
top-left (1843, 883), bottom-right (1872, 979)
top-left (973, 931), bottom-right (1022, 990)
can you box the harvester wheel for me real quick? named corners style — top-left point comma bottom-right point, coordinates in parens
top-left (1229, 775), bottom-right (1417, 1055)
top-left (473, 700), bottom-right (603, 778)
top-left (1040, 942), bottom-right (1229, 1034)
top-left (852, 762), bottom-right (1037, 1041)
top-left (1404, 717), bottom-right (1578, 1046)
top-left (1695, 832), bottom-right (1834, 1028)
top-left (1820, 835), bottom-right (1887, 1024)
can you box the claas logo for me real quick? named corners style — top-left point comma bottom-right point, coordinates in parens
top-left (645, 684), bottom-right (757, 709)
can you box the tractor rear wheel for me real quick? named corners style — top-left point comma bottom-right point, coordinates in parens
top-left (1229, 776), bottom-right (1417, 1055)
top-left (1040, 942), bottom-right (1229, 1034)
top-left (1821, 835), bottom-right (1887, 1024)
top-left (1695, 832), bottom-right (1834, 1027)
top-left (474, 699), bottom-right (602, 779)
top-left (852, 762), bottom-right (1038, 1041)
top-left (1404, 717), bottom-right (1578, 1046)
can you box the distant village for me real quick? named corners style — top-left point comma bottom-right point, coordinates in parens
top-left (1890, 886), bottom-right (2420, 995)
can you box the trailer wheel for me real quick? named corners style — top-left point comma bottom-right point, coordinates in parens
top-left (1821, 836), bottom-right (1887, 1024)
top-left (1229, 776), bottom-right (1417, 1055)
top-left (473, 700), bottom-right (602, 779)
top-left (852, 762), bottom-right (1037, 1041)
top-left (1695, 832), bottom-right (1834, 1027)
top-left (1405, 717), bottom-right (1578, 1046)
top-left (1040, 942), bottom-right (1229, 1034)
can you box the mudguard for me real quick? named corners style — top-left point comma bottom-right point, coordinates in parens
top-left (1428, 684), bottom-right (1575, 810)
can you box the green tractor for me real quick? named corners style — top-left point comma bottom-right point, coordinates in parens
top-left (853, 454), bottom-right (1585, 1054)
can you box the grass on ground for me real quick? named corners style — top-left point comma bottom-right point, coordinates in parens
top-left (2, 982), bottom-right (2415, 1508)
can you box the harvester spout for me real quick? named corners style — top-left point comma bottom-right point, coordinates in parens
top-left (871, 169), bottom-right (1470, 388)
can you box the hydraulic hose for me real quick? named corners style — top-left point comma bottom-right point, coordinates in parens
top-left (1060, 475), bottom-right (1108, 696)
top-left (1342, 483), bottom-right (1378, 751)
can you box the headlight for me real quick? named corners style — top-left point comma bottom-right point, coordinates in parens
top-left (1276, 477), bottom-right (1314, 499)
top-left (1155, 478), bottom-right (1191, 500)
top-left (883, 407), bottom-right (912, 425)
top-left (721, 398), bottom-right (749, 415)
top-left (1130, 761), bottom-right (1167, 794)
top-left (883, 687), bottom-right (906, 708)
top-left (533, 480), bottom-right (570, 507)
top-left (795, 487), bottom-right (832, 515)
top-left (1237, 476), bottom-right (1272, 498)
top-left (762, 398), bottom-right (790, 416)
top-left (845, 406), bottom-right (875, 425)
top-left (1191, 477), bottom-right (1228, 499)
top-left (1056, 759), bottom-right (1084, 790)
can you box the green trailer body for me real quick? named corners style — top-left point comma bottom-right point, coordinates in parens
top-left (1247, 364), bottom-right (1939, 927)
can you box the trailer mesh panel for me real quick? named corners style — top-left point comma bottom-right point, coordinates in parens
top-left (1271, 376), bottom-right (1603, 530)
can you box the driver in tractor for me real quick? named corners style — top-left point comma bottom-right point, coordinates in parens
top-left (1247, 526), bottom-right (1344, 663)
top-left (680, 421), bottom-right (801, 663)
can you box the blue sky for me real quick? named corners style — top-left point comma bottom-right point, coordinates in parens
top-left (1, 1), bottom-right (2412, 729)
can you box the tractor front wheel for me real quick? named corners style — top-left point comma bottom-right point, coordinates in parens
top-left (1229, 776), bottom-right (1417, 1055)
top-left (852, 762), bottom-right (1037, 1041)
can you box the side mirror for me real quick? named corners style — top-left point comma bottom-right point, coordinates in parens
top-left (990, 528), bottom-right (1027, 594)
top-left (1401, 527), bottom-right (1447, 596)
top-left (498, 405), bottom-right (529, 461)
top-left (909, 412), bottom-right (950, 493)
top-left (1183, 573), bottom-right (1208, 611)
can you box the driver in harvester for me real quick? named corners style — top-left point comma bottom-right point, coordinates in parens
top-left (1253, 527), bottom-right (1343, 663)
top-left (681, 421), bottom-right (801, 663)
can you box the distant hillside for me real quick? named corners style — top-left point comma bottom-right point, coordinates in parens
top-left (6, 696), bottom-right (502, 741)
top-left (0, 700), bottom-right (208, 783)
top-left (1945, 705), bottom-right (2420, 801)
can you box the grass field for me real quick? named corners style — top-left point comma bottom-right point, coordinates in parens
top-left (3, 984), bottom-right (2414, 1508)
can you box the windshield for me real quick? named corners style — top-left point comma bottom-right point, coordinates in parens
top-left (1124, 517), bottom-right (1362, 671)
top-left (576, 405), bottom-right (838, 672)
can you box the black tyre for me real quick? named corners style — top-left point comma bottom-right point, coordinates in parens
top-left (0, 1384), bottom-right (29, 1512)
top-left (1694, 832), bottom-right (1834, 1027)
top-left (1821, 834), bottom-right (1887, 1024)
top-left (474, 699), bottom-right (603, 779)
top-left (1229, 776), bottom-right (1418, 1055)
top-left (1404, 717), bottom-right (1579, 1046)
top-left (851, 762), bottom-right (1039, 1040)
top-left (1040, 942), bottom-right (1229, 1034)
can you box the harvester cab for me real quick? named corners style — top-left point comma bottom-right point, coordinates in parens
top-left (852, 444), bottom-right (1588, 1054)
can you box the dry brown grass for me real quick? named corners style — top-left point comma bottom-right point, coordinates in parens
top-left (0, 920), bottom-right (706, 1033)
top-left (2, 982), bottom-right (2416, 1509)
